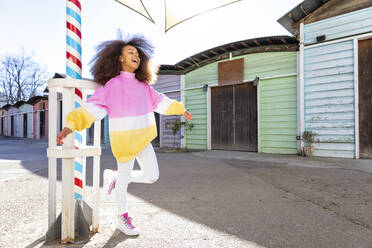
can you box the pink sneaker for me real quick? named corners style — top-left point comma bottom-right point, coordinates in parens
top-left (117, 213), bottom-right (140, 236)
top-left (103, 169), bottom-right (116, 195)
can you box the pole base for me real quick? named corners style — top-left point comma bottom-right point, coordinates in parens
top-left (45, 200), bottom-right (92, 244)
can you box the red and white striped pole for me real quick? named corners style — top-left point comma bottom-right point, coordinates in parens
top-left (66, 0), bottom-right (85, 202)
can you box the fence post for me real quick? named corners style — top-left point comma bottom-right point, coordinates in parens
top-left (61, 87), bottom-right (76, 243)
top-left (46, 78), bottom-right (102, 244)
top-left (48, 88), bottom-right (58, 228)
top-left (92, 119), bottom-right (101, 232)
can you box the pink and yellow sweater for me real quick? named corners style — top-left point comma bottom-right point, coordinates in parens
top-left (66, 71), bottom-right (185, 163)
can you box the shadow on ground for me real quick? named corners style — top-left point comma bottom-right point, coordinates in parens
top-left (3, 137), bottom-right (372, 247)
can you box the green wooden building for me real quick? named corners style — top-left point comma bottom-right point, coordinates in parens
top-left (162, 36), bottom-right (299, 154)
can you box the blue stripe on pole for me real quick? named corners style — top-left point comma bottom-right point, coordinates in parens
top-left (75, 102), bottom-right (81, 108)
top-left (75, 132), bottom-right (83, 143)
top-left (66, 66), bottom-right (82, 79)
top-left (66, 7), bottom-right (81, 25)
top-left (74, 161), bottom-right (83, 173)
top-left (74, 192), bottom-right (82, 200)
top-left (66, 36), bottom-right (82, 54)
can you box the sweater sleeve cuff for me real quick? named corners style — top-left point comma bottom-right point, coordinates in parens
top-left (165, 101), bottom-right (185, 115)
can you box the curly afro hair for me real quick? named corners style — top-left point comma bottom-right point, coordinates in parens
top-left (90, 34), bottom-right (158, 85)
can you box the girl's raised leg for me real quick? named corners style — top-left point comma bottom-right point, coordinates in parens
top-left (131, 143), bottom-right (159, 184)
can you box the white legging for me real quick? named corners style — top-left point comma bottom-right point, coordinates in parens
top-left (115, 143), bottom-right (159, 214)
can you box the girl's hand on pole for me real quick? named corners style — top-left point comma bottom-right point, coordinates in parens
top-left (56, 127), bottom-right (73, 145)
top-left (184, 111), bottom-right (193, 120)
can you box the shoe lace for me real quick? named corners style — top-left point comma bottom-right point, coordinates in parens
top-left (120, 214), bottom-right (135, 229)
top-left (108, 179), bottom-right (116, 193)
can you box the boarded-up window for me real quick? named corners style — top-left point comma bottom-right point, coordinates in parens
top-left (359, 38), bottom-right (372, 158)
top-left (218, 58), bottom-right (244, 86)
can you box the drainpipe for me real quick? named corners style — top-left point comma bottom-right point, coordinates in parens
top-left (299, 22), bottom-right (305, 153)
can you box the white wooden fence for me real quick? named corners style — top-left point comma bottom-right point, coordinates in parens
top-left (47, 78), bottom-right (102, 243)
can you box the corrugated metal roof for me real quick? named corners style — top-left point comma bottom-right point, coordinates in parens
top-left (13, 101), bottom-right (27, 108)
top-left (277, 0), bottom-right (330, 36)
top-left (0, 96), bottom-right (47, 110)
top-left (1, 104), bottom-right (12, 110)
top-left (27, 95), bottom-right (48, 105)
top-left (159, 35), bottom-right (298, 74)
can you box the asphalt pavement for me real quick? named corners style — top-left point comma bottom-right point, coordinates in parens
top-left (0, 136), bottom-right (372, 248)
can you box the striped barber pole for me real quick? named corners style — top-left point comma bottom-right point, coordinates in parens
top-left (66, 0), bottom-right (84, 201)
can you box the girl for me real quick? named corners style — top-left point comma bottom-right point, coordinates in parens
top-left (56, 34), bottom-right (192, 236)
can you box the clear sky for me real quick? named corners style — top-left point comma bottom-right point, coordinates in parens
top-left (0, 0), bottom-right (303, 78)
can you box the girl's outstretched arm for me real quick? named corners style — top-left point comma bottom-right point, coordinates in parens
top-left (149, 86), bottom-right (189, 116)
top-left (56, 87), bottom-right (108, 144)
top-left (56, 127), bottom-right (72, 145)
top-left (65, 103), bottom-right (106, 132)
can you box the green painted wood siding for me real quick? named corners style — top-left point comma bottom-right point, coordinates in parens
top-left (185, 51), bottom-right (298, 152)
top-left (259, 76), bottom-right (297, 154)
top-left (186, 63), bottom-right (218, 88)
top-left (185, 88), bottom-right (207, 149)
top-left (186, 52), bottom-right (297, 88)
top-left (245, 52), bottom-right (297, 79)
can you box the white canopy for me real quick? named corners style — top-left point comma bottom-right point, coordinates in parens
top-left (115, 0), bottom-right (241, 32)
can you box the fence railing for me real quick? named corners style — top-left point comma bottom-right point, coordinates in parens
top-left (46, 78), bottom-right (102, 243)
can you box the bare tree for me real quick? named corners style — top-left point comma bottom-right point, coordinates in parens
top-left (0, 49), bottom-right (51, 105)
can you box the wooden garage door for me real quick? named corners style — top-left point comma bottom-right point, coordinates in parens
top-left (23, 113), bottom-right (27, 138)
top-left (11, 116), bottom-right (14, 136)
top-left (1, 117), bottom-right (4, 135)
top-left (359, 38), bottom-right (372, 158)
top-left (39, 111), bottom-right (45, 138)
top-left (211, 83), bottom-right (257, 151)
